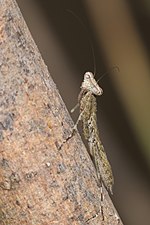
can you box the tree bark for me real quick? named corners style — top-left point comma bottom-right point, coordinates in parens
top-left (0, 0), bottom-right (123, 224)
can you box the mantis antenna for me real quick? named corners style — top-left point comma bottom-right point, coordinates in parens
top-left (66, 9), bottom-right (96, 76)
top-left (97, 65), bottom-right (120, 83)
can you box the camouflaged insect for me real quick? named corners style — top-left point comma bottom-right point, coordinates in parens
top-left (73, 72), bottom-right (114, 194)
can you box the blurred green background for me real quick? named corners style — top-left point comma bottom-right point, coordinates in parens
top-left (16, 0), bottom-right (150, 224)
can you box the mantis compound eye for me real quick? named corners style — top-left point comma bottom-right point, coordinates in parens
top-left (84, 72), bottom-right (94, 79)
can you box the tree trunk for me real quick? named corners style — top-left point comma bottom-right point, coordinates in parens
top-left (0, 0), bottom-right (123, 224)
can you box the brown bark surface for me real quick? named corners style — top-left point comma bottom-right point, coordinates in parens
top-left (0, 0), bottom-right (123, 224)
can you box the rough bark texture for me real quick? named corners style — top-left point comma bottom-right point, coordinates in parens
top-left (0, 0), bottom-right (123, 224)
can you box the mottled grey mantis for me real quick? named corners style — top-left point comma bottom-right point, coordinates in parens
top-left (71, 71), bottom-right (114, 194)
top-left (65, 10), bottom-right (118, 220)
